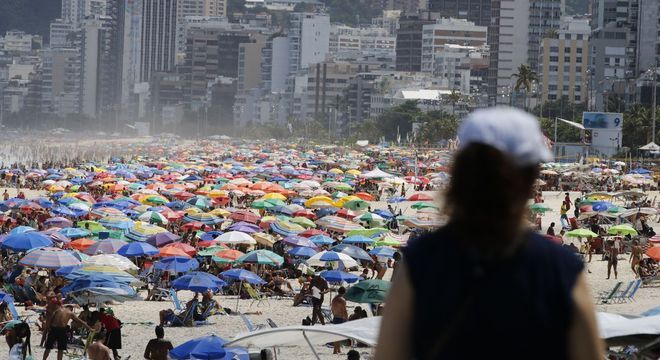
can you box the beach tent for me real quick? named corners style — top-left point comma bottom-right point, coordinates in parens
top-left (361, 168), bottom-right (394, 179)
top-left (226, 316), bottom-right (381, 359)
top-left (597, 312), bottom-right (660, 347)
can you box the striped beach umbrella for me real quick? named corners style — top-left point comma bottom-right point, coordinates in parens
top-left (138, 211), bottom-right (169, 225)
top-left (183, 212), bottom-right (222, 225)
top-left (98, 216), bottom-right (135, 230)
top-left (92, 207), bottom-right (125, 218)
top-left (83, 238), bottom-right (128, 255)
top-left (125, 222), bottom-right (168, 242)
top-left (44, 217), bottom-right (73, 228)
top-left (236, 249), bottom-right (284, 266)
top-left (19, 247), bottom-right (82, 269)
top-left (83, 254), bottom-right (138, 271)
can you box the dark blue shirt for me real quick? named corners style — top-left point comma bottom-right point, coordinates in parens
top-left (402, 226), bottom-right (583, 359)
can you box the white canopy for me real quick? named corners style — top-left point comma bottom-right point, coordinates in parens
top-left (226, 316), bottom-right (381, 349)
top-left (216, 231), bottom-right (257, 245)
top-left (361, 168), bottom-right (395, 179)
top-left (597, 312), bottom-right (660, 340)
top-left (639, 142), bottom-right (660, 151)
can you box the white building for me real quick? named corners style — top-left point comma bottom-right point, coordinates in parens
top-left (425, 44), bottom-right (484, 94)
top-left (488, 0), bottom-right (564, 104)
top-left (61, 0), bottom-right (108, 29)
top-left (49, 20), bottom-right (76, 48)
top-left (2, 31), bottom-right (36, 52)
top-left (422, 18), bottom-right (487, 48)
top-left (118, 0), bottom-right (144, 113)
top-left (245, 0), bottom-right (322, 11)
top-left (329, 25), bottom-right (396, 55)
top-left (288, 13), bottom-right (330, 74)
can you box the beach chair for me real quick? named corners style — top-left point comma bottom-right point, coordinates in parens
top-left (168, 302), bottom-right (197, 327)
top-left (239, 313), bottom-right (268, 332)
top-left (194, 300), bottom-right (220, 326)
top-left (267, 318), bottom-right (278, 328)
top-left (151, 287), bottom-right (172, 302)
top-left (624, 280), bottom-right (642, 302)
top-left (596, 282), bottom-right (622, 304)
top-left (170, 288), bottom-right (182, 311)
top-left (244, 283), bottom-right (270, 308)
top-left (611, 281), bottom-right (635, 303)
top-left (321, 308), bottom-right (333, 323)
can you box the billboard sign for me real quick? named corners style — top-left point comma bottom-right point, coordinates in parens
top-left (582, 112), bottom-right (623, 129)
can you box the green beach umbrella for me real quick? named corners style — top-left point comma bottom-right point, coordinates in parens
top-left (290, 217), bottom-right (316, 228)
top-left (251, 200), bottom-right (274, 209)
top-left (345, 279), bottom-right (391, 304)
top-left (198, 245), bottom-right (228, 257)
top-left (411, 202), bottom-right (438, 210)
top-left (566, 228), bottom-right (598, 238)
top-left (344, 199), bottom-right (369, 211)
top-left (529, 203), bottom-right (552, 213)
top-left (607, 224), bottom-right (638, 236)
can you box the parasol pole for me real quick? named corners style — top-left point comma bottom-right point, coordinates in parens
top-left (236, 280), bottom-right (242, 313)
top-left (303, 331), bottom-right (321, 360)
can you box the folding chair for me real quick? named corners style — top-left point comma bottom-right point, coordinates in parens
top-left (244, 283), bottom-right (270, 308)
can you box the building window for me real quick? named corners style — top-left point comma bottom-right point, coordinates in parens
top-left (576, 57), bottom-right (582, 63)
top-left (577, 47), bottom-right (582, 54)
top-left (550, 56), bottom-right (559, 62)
top-left (577, 34), bottom-right (583, 40)
top-left (574, 95), bottom-right (581, 101)
top-left (564, 56), bottom-right (571, 62)
top-left (564, 47), bottom-right (571, 53)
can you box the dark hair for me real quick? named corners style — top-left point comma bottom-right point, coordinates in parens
top-left (15, 321), bottom-right (31, 360)
top-left (347, 349), bottom-right (360, 360)
top-left (445, 143), bottom-right (539, 252)
top-left (338, 286), bottom-right (346, 295)
top-left (550, 222), bottom-right (555, 227)
top-left (155, 325), bottom-right (164, 338)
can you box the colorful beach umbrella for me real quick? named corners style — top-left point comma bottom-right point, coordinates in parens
top-left (19, 247), bottom-right (82, 269)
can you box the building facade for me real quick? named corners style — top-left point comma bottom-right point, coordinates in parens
top-left (141, 0), bottom-right (177, 82)
top-left (396, 15), bottom-right (434, 72)
top-left (539, 16), bottom-right (590, 103)
top-left (428, 0), bottom-right (492, 27)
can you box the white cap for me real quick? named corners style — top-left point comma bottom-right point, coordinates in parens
top-left (458, 107), bottom-right (552, 166)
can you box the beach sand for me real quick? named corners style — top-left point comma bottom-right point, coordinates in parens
top-left (6, 188), bottom-right (659, 359)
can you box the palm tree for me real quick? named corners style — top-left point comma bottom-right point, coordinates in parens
top-left (446, 89), bottom-right (462, 115)
top-left (511, 64), bottom-right (538, 110)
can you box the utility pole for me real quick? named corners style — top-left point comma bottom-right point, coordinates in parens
top-left (652, 66), bottom-right (657, 144)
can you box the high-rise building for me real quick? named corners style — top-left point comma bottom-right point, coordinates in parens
top-left (488, 0), bottom-right (564, 104)
top-left (261, 35), bottom-right (290, 93)
top-left (175, 0), bottom-right (228, 58)
top-left (636, 0), bottom-right (659, 73)
top-left (41, 47), bottom-right (82, 116)
top-left (50, 20), bottom-right (76, 48)
top-left (538, 16), bottom-right (590, 103)
top-left (396, 15), bottom-right (434, 72)
top-left (288, 13), bottom-right (330, 75)
top-left (428, 0), bottom-right (492, 27)
top-left (238, 33), bottom-right (266, 91)
top-left (141, 0), bottom-right (177, 82)
top-left (329, 25), bottom-right (396, 55)
top-left (117, 0), bottom-right (144, 115)
top-left (80, 15), bottom-right (120, 118)
top-left (61, 0), bottom-right (108, 28)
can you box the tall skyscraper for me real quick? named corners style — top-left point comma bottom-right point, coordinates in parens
top-left (117, 0), bottom-right (144, 115)
top-left (81, 15), bottom-right (120, 118)
top-left (141, 0), bottom-right (177, 82)
top-left (396, 15), bottom-right (434, 72)
top-left (488, 0), bottom-right (564, 104)
top-left (61, 0), bottom-right (109, 28)
top-left (428, 0), bottom-right (492, 27)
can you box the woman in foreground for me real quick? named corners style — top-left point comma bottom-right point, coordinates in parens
top-left (375, 107), bottom-right (603, 360)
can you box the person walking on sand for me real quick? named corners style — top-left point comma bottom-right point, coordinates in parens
top-left (375, 108), bottom-right (602, 360)
top-left (43, 301), bottom-right (93, 360)
top-left (99, 308), bottom-right (122, 360)
top-left (630, 240), bottom-right (643, 278)
top-left (143, 326), bottom-right (173, 360)
top-left (310, 275), bottom-right (328, 325)
top-left (606, 239), bottom-right (619, 280)
top-left (559, 201), bottom-right (569, 229)
top-left (88, 332), bottom-right (112, 360)
top-left (331, 287), bottom-right (349, 354)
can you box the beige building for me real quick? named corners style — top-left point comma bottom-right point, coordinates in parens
top-left (238, 33), bottom-right (266, 91)
top-left (539, 17), bottom-right (590, 103)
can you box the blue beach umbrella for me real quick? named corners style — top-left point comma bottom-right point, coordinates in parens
top-left (308, 235), bottom-right (334, 246)
top-left (169, 335), bottom-right (230, 360)
top-left (154, 256), bottom-right (199, 273)
top-left (1, 232), bottom-right (53, 252)
top-left (220, 269), bottom-right (265, 285)
top-left (320, 270), bottom-right (360, 284)
top-left (287, 246), bottom-right (317, 258)
top-left (342, 235), bottom-right (375, 245)
top-left (369, 247), bottom-right (396, 258)
top-left (172, 272), bottom-right (227, 292)
top-left (59, 227), bottom-right (91, 239)
top-left (330, 244), bottom-right (373, 262)
top-left (117, 242), bottom-right (159, 257)
top-left (9, 226), bottom-right (36, 235)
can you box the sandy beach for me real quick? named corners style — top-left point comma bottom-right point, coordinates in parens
top-left (3, 187), bottom-right (655, 359)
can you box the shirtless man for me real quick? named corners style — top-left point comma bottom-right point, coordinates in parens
top-left (143, 326), bottom-right (173, 360)
top-left (606, 239), bottom-right (619, 280)
top-left (630, 240), bottom-right (644, 278)
top-left (331, 287), bottom-right (348, 354)
top-left (88, 332), bottom-right (112, 360)
top-left (43, 301), bottom-right (93, 360)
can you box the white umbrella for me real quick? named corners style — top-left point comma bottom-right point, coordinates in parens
top-left (83, 254), bottom-right (139, 271)
top-left (216, 231), bottom-right (257, 245)
top-left (307, 251), bottom-right (359, 269)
